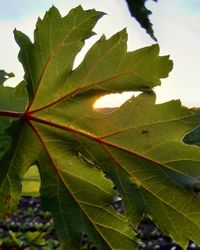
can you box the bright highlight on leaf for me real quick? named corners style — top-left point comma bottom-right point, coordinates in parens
top-left (93, 92), bottom-right (134, 109)
top-left (0, 5), bottom-right (200, 250)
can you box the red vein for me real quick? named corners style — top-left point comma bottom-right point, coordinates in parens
top-left (29, 71), bottom-right (132, 114)
top-left (26, 119), bottom-right (72, 238)
top-left (26, 118), bottom-right (114, 249)
top-left (74, 32), bottom-right (125, 91)
top-left (27, 37), bottom-right (158, 114)
top-left (100, 144), bottom-right (200, 230)
top-left (0, 110), bottom-right (23, 118)
top-left (25, 113), bottom-right (200, 233)
top-left (25, 113), bottom-right (199, 184)
top-left (25, 113), bottom-right (174, 163)
top-left (26, 113), bottom-right (99, 140)
top-left (99, 115), bottom-right (196, 140)
top-left (27, 11), bottom-right (101, 112)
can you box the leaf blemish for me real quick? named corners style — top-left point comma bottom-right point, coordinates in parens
top-left (54, 166), bottom-right (60, 174)
top-left (141, 130), bottom-right (149, 135)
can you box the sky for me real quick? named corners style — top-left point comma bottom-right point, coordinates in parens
top-left (0, 0), bottom-right (200, 108)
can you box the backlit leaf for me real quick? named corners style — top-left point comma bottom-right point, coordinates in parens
top-left (0, 5), bottom-right (200, 249)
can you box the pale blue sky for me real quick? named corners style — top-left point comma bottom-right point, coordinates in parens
top-left (0, 0), bottom-right (200, 107)
top-left (0, 0), bottom-right (48, 20)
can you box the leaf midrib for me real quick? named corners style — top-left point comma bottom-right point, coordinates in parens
top-left (27, 11), bottom-right (99, 111)
top-left (27, 113), bottom-right (200, 243)
top-left (103, 145), bottom-right (200, 232)
top-left (28, 119), bottom-right (115, 249)
top-left (27, 114), bottom-right (200, 232)
top-left (27, 114), bottom-right (199, 197)
top-left (29, 43), bottom-right (158, 113)
top-left (100, 116), bottom-right (195, 139)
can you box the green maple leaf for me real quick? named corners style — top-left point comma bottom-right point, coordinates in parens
top-left (0, 5), bottom-right (200, 249)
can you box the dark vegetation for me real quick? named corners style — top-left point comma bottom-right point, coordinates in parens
top-left (1, 196), bottom-right (200, 249)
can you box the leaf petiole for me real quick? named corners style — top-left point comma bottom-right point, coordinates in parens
top-left (0, 110), bottom-right (23, 118)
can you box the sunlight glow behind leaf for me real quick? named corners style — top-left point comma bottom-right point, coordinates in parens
top-left (94, 92), bottom-right (136, 108)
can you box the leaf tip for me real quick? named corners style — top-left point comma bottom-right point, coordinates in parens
top-left (13, 28), bottom-right (20, 37)
top-left (46, 5), bottom-right (60, 15)
top-left (150, 44), bottom-right (174, 79)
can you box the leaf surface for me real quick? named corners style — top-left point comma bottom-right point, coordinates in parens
top-left (0, 82), bottom-right (27, 160)
top-left (1, 5), bottom-right (200, 249)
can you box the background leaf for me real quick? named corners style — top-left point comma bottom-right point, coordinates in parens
top-left (22, 165), bottom-right (40, 196)
top-left (0, 121), bottom-right (41, 215)
top-left (0, 82), bottom-right (27, 160)
top-left (0, 70), bottom-right (14, 85)
top-left (124, 0), bottom-right (157, 41)
top-left (184, 123), bottom-right (200, 147)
